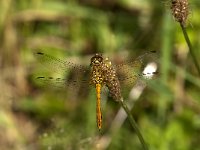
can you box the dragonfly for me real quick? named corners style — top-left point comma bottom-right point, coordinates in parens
top-left (34, 51), bottom-right (158, 130)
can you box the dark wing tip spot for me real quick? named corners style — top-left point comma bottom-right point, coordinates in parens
top-left (150, 50), bottom-right (156, 53)
top-left (36, 52), bottom-right (44, 55)
top-left (153, 71), bottom-right (159, 74)
top-left (37, 77), bottom-right (45, 79)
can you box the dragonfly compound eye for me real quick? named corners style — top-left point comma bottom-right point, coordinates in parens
top-left (91, 54), bottom-right (103, 65)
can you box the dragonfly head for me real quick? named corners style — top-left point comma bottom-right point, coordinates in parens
top-left (90, 53), bottom-right (103, 66)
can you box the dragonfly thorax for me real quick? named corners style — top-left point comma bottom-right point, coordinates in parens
top-left (90, 54), bottom-right (122, 100)
top-left (90, 65), bottom-right (104, 85)
top-left (90, 54), bottom-right (105, 85)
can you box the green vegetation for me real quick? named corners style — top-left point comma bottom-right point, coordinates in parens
top-left (0, 0), bottom-right (200, 149)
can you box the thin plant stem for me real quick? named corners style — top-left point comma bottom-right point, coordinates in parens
top-left (119, 98), bottom-right (148, 150)
top-left (180, 23), bottom-right (200, 76)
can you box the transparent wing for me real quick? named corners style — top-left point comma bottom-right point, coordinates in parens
top-left (114, 51), bottom-right (158, 87)
top-left (34, 52), bottom-right (91, 90)
top-left (34, 52), bottom-right (89, 75)
top-left (35, 76), bottom-right (88, 88)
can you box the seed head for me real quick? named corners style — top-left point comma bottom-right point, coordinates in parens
top-left (171, 0), bottom-right (189, 25)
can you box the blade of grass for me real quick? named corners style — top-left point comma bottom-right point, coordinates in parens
top-left (119, 98), bottom-right (148, 150)
top-left (180, 23), bottom-right (200, 76)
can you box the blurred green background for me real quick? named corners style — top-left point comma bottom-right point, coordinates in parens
top-left (1, 0), bottom-right (200, 149)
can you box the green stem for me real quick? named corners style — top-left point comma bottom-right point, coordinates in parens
top-left (119, 98), bottom-right (148, 150)
top-left (180, 23), bottom-right (200, 76)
